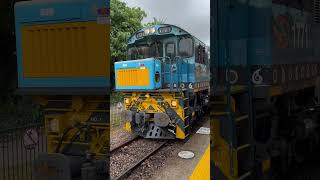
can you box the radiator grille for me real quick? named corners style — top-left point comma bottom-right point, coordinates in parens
top-left (315, 0), bottom-right (320, 23)
top-left (117, 68), bottom-right (150, 87)
top-left (21, 22), bottom-right (108, 78)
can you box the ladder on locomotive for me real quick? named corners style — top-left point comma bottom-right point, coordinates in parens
top-left (212, 0), bottom-right (254, 179)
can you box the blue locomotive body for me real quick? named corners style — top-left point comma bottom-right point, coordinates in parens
top-left (115, 24), bottom-right (210, 139)
top-left (115, 24), bottom-right (209, 91)
top-left (213, 0), bottom-right (319, 89)
top-left (212, 1), bottom-right (320, 179)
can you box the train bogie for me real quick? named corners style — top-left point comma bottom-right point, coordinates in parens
top-left (122, 90), bottom-right (209, 139)
top-left (122, 92), bottom-right (189, 139)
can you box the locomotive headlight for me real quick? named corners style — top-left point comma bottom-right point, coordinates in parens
top-left (124, 98), bottom-right (130, 104)
top-left (171, 100), bottom-right (177, 108)
top-left (144, 28), bottom-right (150, 35)
top-left (150, 27), bottom-right (156, 34)
top-left (136, 32), bottom-right (144, 39)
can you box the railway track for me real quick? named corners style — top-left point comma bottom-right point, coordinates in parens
top-left (110, 114), bottom-right (209, 180)
top-left (110, 138), bottom-right (168, 180)
top-left (110, 136), bottom-right (139, 153)
top-left (114, 140), bottom-right (167, 180)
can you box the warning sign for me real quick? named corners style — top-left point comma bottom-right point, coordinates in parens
top-left (23, 129), bottom-right (39, 150)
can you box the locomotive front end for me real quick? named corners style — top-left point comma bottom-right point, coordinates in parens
top-left (121, 91), bottom-right (187, 139)
top-left (115, 24), bottom-right (210, 140)
top-left (114, 56), bottom-right (188, 139)
top-left (14, 0), bottom-right (110, 179)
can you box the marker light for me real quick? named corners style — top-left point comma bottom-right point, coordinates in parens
top-left (150, 27), bottom-right (156, 34)
top-left (144, 28), bottom-right (150, 35)
top-left (171, 100), bottom-right (177, 108)
top-left (124, 98), bottom-right (130, 104)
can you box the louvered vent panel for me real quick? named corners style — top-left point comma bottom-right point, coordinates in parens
top-left (21, 22), bottom-right (108, 78)
top-left (315, 0), bottom-right (320, 23)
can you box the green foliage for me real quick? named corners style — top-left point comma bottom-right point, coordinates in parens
top-left (0, 96), bottom-right (43, 131)
top-left (110, 91), bottom-right (123, 104)
top-left (111, 0), bottom-right (146, 62)
top-left (144, 17), bottom-right (166, 27)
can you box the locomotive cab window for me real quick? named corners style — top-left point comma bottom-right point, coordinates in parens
top-left (178, 37), bottom-right (193, 58)
top-left (128, 42), bottom-right (163, 60)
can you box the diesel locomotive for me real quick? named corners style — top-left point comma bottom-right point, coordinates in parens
top-left (115, 24), bottom-right (210, 139)
top-left (212, 0), bottom-right (320, 179)
top-left (14, 0), bottom-right (110, 179)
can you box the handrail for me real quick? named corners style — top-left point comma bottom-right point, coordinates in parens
top-left (157, 56), bottom-right (182, 91)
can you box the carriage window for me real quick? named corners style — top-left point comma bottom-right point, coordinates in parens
top-left (178, 37), bottom-right (193, 57)
top-left (166, 43), bottom-right (175, 60)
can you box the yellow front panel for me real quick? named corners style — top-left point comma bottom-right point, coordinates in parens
top-left (21, 22), bottom-right (110, 78)
top-left (117, 68), bottom-right (150, 86)
top-left (122, 92), bottom-right (186, 139)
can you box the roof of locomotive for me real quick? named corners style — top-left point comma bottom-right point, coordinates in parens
top-left (128, 24), bottom-right (207, 47)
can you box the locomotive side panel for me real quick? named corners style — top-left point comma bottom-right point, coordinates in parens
top-left (272, 0), bottom-right (314, 64)
top-left (214, 0), bottom-right (320, 91)
top-left (15, 0), bottom-right (110, 91)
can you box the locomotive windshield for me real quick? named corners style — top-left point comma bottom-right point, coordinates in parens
top-left (128, 42), bottom-right (163, 60)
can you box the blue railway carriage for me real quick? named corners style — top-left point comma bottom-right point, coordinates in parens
top-left (115, 24), bottom-right (210, 139)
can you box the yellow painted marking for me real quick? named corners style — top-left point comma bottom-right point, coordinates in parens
top-left (125, 122), bottom-right (132, 132)
top-left (117, 68), bottom-right (150, 86)
top-left (21, 22), bottom-right (110, 78)
top-left (176, 125), bottom-right (186, 139)
top-left (269, 86), bottom-right (283, 97)
top-left (262, 159), bottom-right (271, 173)
top-left (231, 85), bottom-right (247, 93)
top-left (189, 145), bottom-right (210, 180)
top-left (211, 119), bottom-right (238, 180)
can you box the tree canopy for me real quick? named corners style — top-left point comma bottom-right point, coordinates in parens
top-left (144, 17), bottom-right (166, 27)
top-left (110, 0), bottom-right (146, 61)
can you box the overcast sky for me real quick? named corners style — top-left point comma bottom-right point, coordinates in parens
top-left (121, 0), bottom-right (210, 46)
